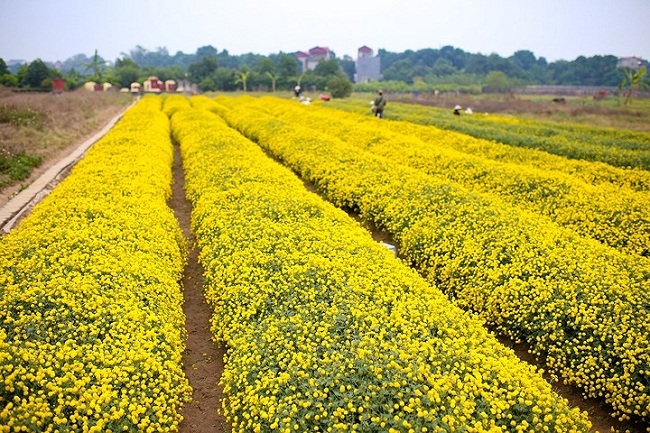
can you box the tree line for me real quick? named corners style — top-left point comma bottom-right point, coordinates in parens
top-left (1, 44), bottom-right (647, 96)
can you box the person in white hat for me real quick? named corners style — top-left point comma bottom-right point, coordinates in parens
top-left (453, 105), bottom-right (462, 116)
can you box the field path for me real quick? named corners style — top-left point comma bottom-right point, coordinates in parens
top-left (171, 142), bottom-right (229, 432)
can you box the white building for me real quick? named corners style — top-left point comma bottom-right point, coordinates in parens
top-left (617, 56), bottom-right (644, 70)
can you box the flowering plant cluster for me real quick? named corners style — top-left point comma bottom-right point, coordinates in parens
top-left (326, 98), bottom-right (650, 171)
top-left (171, 102), bottom-right (591, 432)
top-left (209, 95), bottom-right (650, 425)
top-left (0, 96), bottom-right (191, 432)
top-left (245, 96), bottom-right (650, 257)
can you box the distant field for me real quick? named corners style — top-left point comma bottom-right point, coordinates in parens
top-left (366, 91), bottom-right (650, 131)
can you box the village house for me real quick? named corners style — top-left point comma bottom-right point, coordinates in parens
top-left (295, 46), bottom-right (331, 72)
top-left (616, 56), bottom-right (644, 70)
top-left (355, 45), bottom-right (381, 83)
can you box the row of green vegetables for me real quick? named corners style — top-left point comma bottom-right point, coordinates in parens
top-left (170, 97), bottom-right (591, 432)
top-left (235, 96), bottom-right (650, 258)
top-left (325, 98), bottom-right (650, 182)
top-left (325, 98), bottom-right (650, 171)
top-left (0, 97), bottom-right (191, 432)
top-left (204, 95), bottom-right (650, 426)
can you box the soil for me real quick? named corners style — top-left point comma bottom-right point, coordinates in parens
top-left (171, 142), bottom-right (229, 433)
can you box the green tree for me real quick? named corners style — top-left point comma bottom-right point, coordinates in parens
top-left (195, 45), bottom-right (218, 59)
top-left (301, 59), bottom-right (348, 91)
top-left (483, 70), bottom-right (511, 93)
top-left (188, 56), bottom-right (218, 83)
top-left (277, 52), bottom-right (300, 87)
top-left (254, 58), bottom-right (276, 91)
top-left (109, 57), bottom-right (140, 88)
top-left (84, 49), bottom-right (106, 81)
top-left (62, 68), bottom-right (84, 90)
top-left (213, 69), bottom-right (237, 91)
top-left (0, 57), bottom-right (16, 87)
top-left (382, 59), bottom-right (414, 83)
top-left (313, 59), bottom-right (341, 76)
top-left (327, 76), bottom-right (352, 98)
top-left (217, 49), bottom-right (239, 69)
top-left (236, 66), bottom-right (252, 91)
top-left (266, 71), bottom-right (279, 92)
top-left (431, 58), bottom-right (457, 76)
top-left (198, 76), bottom-right (216, 92)
top-left (23, 59), bottom-right (52, 89)
top-left (0, 74), bottom-right (18, 87)
top-left (255, 57), bottom-right (275, 75)
top-left (510, 50), bottom-right (537, 70)
top-left (0, 58), bottom-right (9, 75)
top-left (619, 67), bottom-right (649, 105)
top-left (339, 58), bottom-right (355, 82)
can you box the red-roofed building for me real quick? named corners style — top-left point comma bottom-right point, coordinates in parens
top-left (355, 46), bottom-right (381, 83)
top-left (358, 46), bottom-right (374, 58)
top-left (295, 46), bottom-right (331, 72)
top-left (295, 51), bottom-right (309, 72)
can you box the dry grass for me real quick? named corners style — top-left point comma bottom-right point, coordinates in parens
top-left (0, 87), bottom-right (133, 156)
top-left (0, 88), bottom-right (133, 205)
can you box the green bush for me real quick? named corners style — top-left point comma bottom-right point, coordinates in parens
top-left (326, 77), bottom-right (353, 98)
top-left (0, 151), bottom-right (41, 187)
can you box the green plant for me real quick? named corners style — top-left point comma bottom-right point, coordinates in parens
top-left (619, 67), bottom-right (649, 105)
top-left (0, 151), bottom-right (41, 187)
top-left (0, 104), bottom-right (43, 128)
top-left (326, 77), bottom-right (352, 98)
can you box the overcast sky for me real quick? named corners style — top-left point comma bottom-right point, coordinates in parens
top-left (1, 0), bottom-right (649, 64)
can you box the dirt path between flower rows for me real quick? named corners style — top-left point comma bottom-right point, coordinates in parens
top-left (170, 142), bottom-right (230, 433)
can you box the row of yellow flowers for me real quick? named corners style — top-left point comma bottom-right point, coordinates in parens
top-left (325, 98), bottom-right (650, 193)
top-left (171, 100), bottom-right (591, 432)
top-left (325, 99), bottom-right (650, 171)
top-left (236, 96), bottom-right (650, 258)
top-left (0, 96), bottom-right (191, 432)
top-left (207, 96), bottom-right (650, 426)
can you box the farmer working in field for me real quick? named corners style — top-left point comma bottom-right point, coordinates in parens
top-left (373, 90), bottom-right (387, 118)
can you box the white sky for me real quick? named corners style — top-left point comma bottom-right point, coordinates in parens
top-left (1, 0), bottom-right (649, 64)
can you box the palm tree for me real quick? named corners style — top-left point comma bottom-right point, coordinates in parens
top-left (236, 67), bottom-right (251, 92)
top-left (266, 71), bottom-right (278, 92)
top-left (83, 49), bottom-right (105, 81)
top-left (619, 67), bottom-right (648, 105)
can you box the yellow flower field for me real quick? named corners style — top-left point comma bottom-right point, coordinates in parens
top-left (206, 95), bottom-right (650, 426)
top-left (0, 96), bottom-right (191, 432)
top-left (325, 98), bottom-right (650, 171)
top-left (229, 96), bottom-right (650, 258)
top-left (171, 101), bottom-right (591, 432)
top-left (3, 92), bottom-right (648, 432)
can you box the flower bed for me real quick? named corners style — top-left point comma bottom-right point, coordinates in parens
top-left (208, 95), bottom-right (650, 425)
top-left (325, 98), bottom-right (650, 171)
top-left (238, 96), bottom-right (650, 257)
top-left (0, 96), bottom-right (191, 432)
top-left (172, 103), bottom-right (591, 432)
